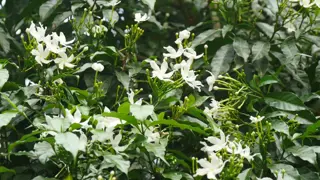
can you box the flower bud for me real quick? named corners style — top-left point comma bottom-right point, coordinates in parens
top-left (213, 86), bottom-right (219, 90)
top-left (83, 46), bottom-right (89, 51)
top-left (84, 8), bottom-right (88, 11)
top-left (110, 171), bottom-right (115, 175)
top-left (204, 44), bottom-right (208, 49)
top-left (16, 29), bottom-right (21, 35)
top-left (97, 175), bottom-right (103, 180)
top-left (91, 63), bottom-right (104, 72)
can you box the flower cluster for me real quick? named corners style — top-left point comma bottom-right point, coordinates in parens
top-left (195, 129), bottom-right (257, 179)
top-left (289, 0), bottom-right (320, 8)
top-left (26, 22), bottom-right (80, 69)
top-left (145, 29), bottom-right (215, 92)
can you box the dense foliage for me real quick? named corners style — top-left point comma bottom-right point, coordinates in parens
top-left (1, 0), bottom-right (320, 179)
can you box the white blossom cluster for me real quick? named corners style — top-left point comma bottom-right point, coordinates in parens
top-left (26, 22), bottom-right (77, 69)
top-left (289, 0), bottom-right (320, 8)
top-left (146, 29), bottom-right (216, 92)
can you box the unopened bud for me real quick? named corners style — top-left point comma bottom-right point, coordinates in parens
top-left (84, 8), bottom-right (88, 11)
top-left (204, 44), bottom-right (208, 49)
top-left (97, 175), bottom-right (103, 180)
top-left (213, 86), bottom-right (219, 90)
top-left (84, 46), bottom-right (89, 51)
top-left (110, 171), bottom-right (115, 175)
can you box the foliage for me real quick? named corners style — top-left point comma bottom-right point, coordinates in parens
top-left (1, 0), bottom-right (320, 180)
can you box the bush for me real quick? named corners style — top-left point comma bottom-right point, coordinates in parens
top-left (1, 0), bottom-right (320, 179)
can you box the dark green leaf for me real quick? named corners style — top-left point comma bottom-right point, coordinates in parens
top-left (233, 37), bottom-right (250, 62)
top-left (264, 92), bottom-right (307, 111)
top-left (39, 0), bottom-right (63, 22)
top-left (210, 44), bottom-right (235, 77)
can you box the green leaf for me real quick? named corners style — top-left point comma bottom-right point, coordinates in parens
top-left (39, 0), bottom-right (63, 22)
top-left (102, 9), bottom-right (119, 26)
top-left (52, 11), bottom-right (72, 28)
top-left (115, 71), bottom-right (130, 90)
top-left (237, 168), bottom-right (252, 180)
top-left (0, 28), bottom-right (10, 54)
top-left (266, 110), bottom-right (316, 125)
top-left (259, 75), bottom-right (279, 87)
top-left (210, 44), bottom-right (235, 77)
top-left (0, 166), bottom-right (15, 174)
top-left (141, 0), bottom-right (156, 10)
top-left (286, 146), bottom-right (317, 165)
top-left (150, 119), bottom-right (207, 135)
top-left (103, 154), bottom-right (130, 174)
top-left (268, 164), bottom-right (300, 180)
top-left (130, 104), bottom-right (154, 120)
top-left (191, 29), bottom-right (222, 48)
top-left (102, 112), bottom-right (138, 126)
top-left (233, 37), bottom-right (250, 62)
top-left (221, 24), bottom-right (233, 38)
top-left (8, 130), bottom-right (45, 153)
top-left (144, 138), bottom-right (168, 164)
top-left (281, 38), bottom-right (299, 65)
top-left (270, 120), bottom-right (289, 136)
top-left (0, 68), bottom-right (9, 89)
top-left (162, 172), bottom-right (183, 180)
top-left (302, 120), bottom-right (320, 138)
top-left (117, 102), bottom-right (130, 114)
top-left (264, 92), bottom-right (307, 111)
top-left (0, 111), bottom-right (18, 128)
top-left (251, 41), bottom-right (270, 62)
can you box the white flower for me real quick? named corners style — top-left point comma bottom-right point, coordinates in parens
top-left (173, 59), bottom-right (193, 71)
top-left (31, 44), bottom-right (51, 66)
top-left (144, 126), bottom-right (160, 144)
top-left (204, 99), bottom-right (220, 119)
top-left (55, 132), bottom-right (87, 159)
top-left (227, 142), bottom-right (256, 162)
top-left (134, 12), bottom-right (149, 23)
top-left (250, 115), bottom-right (265, 123)
top-left (200, 129), bottom-right (229, 153)
top-left (180, 64), bottom-right (203, 91)
top-left (194, 153), bottom-right (226, 179)
top-left (44, 35), bottom-right (66, 54)
top-left (163, 46), bottom-right (184, 59)
top-left (183, 48), bottom-right (203, 60)
top-left (146, 59), bottom-right (174, 82)
top-left (290, 0), bottom-right (315, 7)
top-left (240, 146), bottom-right (256, 162)
top-left (27, 22), bottom-right (47, 42)
top-left (54, 52), bottom-right (76, 69)
top-left (65, 108), bottom-right (91, 129)
top-left (127, 89), bottom-right (142, 105)
top-left (52, 32), bottom-right (75, 47)
top-left (31, 141), bottom-right (55, 164)
top-left (43, 115), bottom-right (71, 134)
top-left (175, 30), bottom-right (191, 44)
top-left (91, 63), bottom-right (104, 72)
top-left (109, 133), bottom-right (129, 152)
top-left (206, 71), bottom-right (216, 91)
top-left (127, 89), bottom-right (154, 120)
top-left (94, 114), bottom-right (121, 130)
